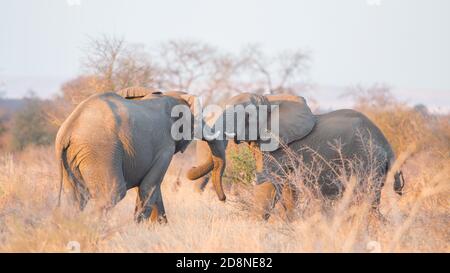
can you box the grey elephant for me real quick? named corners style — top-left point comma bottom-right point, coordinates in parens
top-left (187, 93), bottom-right (405, 220)
top-left (55, 87), bottom-right (209, 223)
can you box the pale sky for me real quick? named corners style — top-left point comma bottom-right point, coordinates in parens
top-left (0, 0), bottom-right (449, 111)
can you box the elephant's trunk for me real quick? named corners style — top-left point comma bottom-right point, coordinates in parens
top-left (211, 156), bottom-right (226, 202)
top-left (186, 139), bottom-right (227, 201)
top-left (207, 139), bottom-right (227, 201)
top-left (186, 156), bottom-right (214, 180)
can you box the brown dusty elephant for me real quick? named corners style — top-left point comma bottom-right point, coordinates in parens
top-left (55, 87), bottom-right (213, 223)
top-left (187, 93), bottom-right (405, 220)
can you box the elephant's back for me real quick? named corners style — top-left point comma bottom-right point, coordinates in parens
top-left (67, 93), bottom-right (131, 138)
top-left (59, 93), bottom-right (173, 186)
top-left (315, 109), bottom-right (388, 142)
top-left (267, 109), bottom-right (395, 198)
top-left (58, 92), bottom-right (152, 159)
top-left (320, 109), bottom-right (395, 159)
top-left (288, 109), bottom-right (395, 162)
top-left (300, 109), bottom-right (364, 147)
top-left (60, 93), bottom-right (132, 157)
top-left (56, 93), bottom-right (121, 149)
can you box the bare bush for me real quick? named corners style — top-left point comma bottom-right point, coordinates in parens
top-left (345, 84), bottom-right (449, 155)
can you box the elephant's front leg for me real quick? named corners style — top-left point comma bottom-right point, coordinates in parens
top-left (280, 183), bottom-right (299, 221)
top-left (153, 185), bottom-right (167, 224)
top-left (254, 182), bottom-right (280, 220)
top-left (134, 151), bottom-right (172, 223)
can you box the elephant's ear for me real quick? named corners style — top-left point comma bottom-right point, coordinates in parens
top-left (163, 91), bottom-right (201, 118)
top-left (116, 87), bottom-right (160, 100)
top-left (163, 91), bottom-right (202, 153)
top-left (179, 93), bottom-right (199, 115)
top-left (226, 92), bottom-right (269, 106)
top-left (268, 95), bottom-right (316, 145)
top-left (223, 93), bottom-right (270, 142)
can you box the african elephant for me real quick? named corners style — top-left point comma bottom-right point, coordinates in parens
top-left (55, 87), bottom-right (209, 223)
top-left (187, 93), bottom-right (405, 220)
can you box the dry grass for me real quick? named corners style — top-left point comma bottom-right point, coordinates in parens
top-left (0, 101), bottom-right (449, 253)
top-left (0, 142), bottom-right (448, 253)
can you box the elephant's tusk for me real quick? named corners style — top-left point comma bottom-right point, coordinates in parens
top-left (204, 130), bottom-right (221, 140)
top-left (224, 132), bottom-right (236, 138)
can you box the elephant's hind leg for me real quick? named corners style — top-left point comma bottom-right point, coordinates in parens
top-left (74, 181), bottom-right (90, 211)
top-left (369, 180), bottom-right (388, 223)
top-left (79, 161), bottom-right (127, 211)
top-left (153, 186), bottom-right (167, 224)
top-left (280, 184), bottom-right (299, 221)
top-left (140, 185), bottom-right (166, 224)
top-left (135, 150), bottom-right (173, 223)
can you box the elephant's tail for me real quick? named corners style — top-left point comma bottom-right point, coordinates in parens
top-left (56, 138), bottom-right (70, 207)
top-left (56, 144), bottom-right (70, 207)
top-left (386, 156), bottom-right (405, 196)
top-left (55, 95), bottom-right (92, 208)
top-left (56, 141), bottom-right (90, 209)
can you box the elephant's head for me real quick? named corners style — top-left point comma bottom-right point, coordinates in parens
top-left (117, 87), bottom-right (203, 152)
top-left (163, 90), bottom-right (229, 201)
top-left (187, 92), bottom-right (316, 201)
top-left (116, 87), bottom-right (228, 200)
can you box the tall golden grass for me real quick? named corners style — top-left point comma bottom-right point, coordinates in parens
top-left (0, 103), bottom-right (448, 253)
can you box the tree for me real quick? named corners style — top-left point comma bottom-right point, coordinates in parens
top-left (11, 95), bottom-right (56, 150)
top-left (239, 45), bottom-right (310, 94)
top-left (157, 40), bottom-right (253, 104)
top-left (413, 104), bottom-right (430, 117)
top-left (343, 84), bottom-right (396, 109)
top-left (156, 39), bottom-right (217, 91)
top-left (83, 35), bottom-right (159, 92)
top-left (63, 36), bottom-right (311, 108)
top-left (60, 75), bottom-right (106, 105)
top-left (155, 40), bottom-right (311, 103)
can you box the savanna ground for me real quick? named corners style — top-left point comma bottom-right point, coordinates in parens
top-left (0, 97), bottom-right (448, 253)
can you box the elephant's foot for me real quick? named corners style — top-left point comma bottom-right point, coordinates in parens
top-left (135, 205), bottom-right (168, 225)
top-left (254, 182), bottom-right (279, 221)
top-left (157, 214), bottom-right (168, 224)
top-left (135, 213), bottom-right (154, 224)
top-left (134, 213), bottom-right (146, 223)
top-left (135, 215), bottom-right (168, 225)
top-left (149, 205), bottom-right (168, 224)
top-left (280, 184), bottom-right (299, 222)
top-left (134, 206), bottom-right (153, 223)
